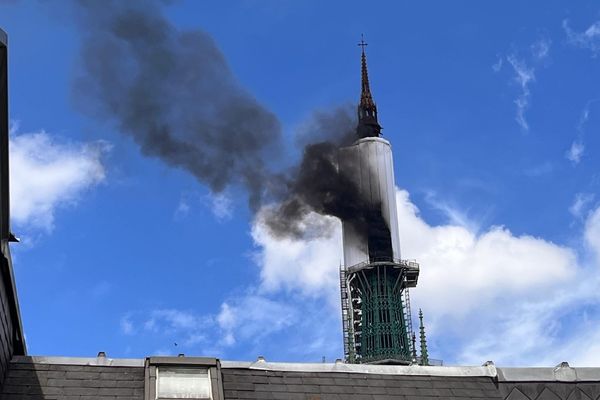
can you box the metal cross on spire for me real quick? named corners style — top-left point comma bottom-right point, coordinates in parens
top-left (358, 34), bottom-right (368, 52)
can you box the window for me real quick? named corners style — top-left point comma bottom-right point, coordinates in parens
top-left (156, 367), bottom-right (212, 399)
top-left (145, 356), bottom-right (222, 400)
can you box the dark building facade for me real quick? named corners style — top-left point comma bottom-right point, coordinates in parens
top-left (0, 27), bottom-right (26, 388)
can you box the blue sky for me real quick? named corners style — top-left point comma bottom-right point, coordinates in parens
top-left (2, 1), bottom-right (600, 366)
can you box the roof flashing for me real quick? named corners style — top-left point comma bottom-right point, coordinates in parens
top-left (221, 360), bottom-right (498, 377)
top-left (11, 355), bottom-right (144, 367)
top-left (497, 366), bottom-right (600, 382)
top-left (148, 356), bottom-right (218, 367)
top-left (14, 356), bottom-right (600, 383)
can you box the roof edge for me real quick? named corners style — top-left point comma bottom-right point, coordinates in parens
top-left (221, 360), bottom-right (497, 377)
top-left (11, 355), bottom-right (144, 367)
top-left (147, 356), bottom-right (218, 366)
top-left (497, 366), bottom-right (600, 382)
top-left (15, 356), bottom-right (600, 382)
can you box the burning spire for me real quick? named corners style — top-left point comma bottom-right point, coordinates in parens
top-left (339, 39), bottom-right (419, 365)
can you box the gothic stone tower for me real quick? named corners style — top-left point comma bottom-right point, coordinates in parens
top-left (339, 39), bottom-right (420, 365)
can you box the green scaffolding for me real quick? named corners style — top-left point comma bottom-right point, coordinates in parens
top-left (357, 265), bottom-right (412, 363)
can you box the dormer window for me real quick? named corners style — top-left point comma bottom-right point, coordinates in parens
top-left (145, 357), bottom-right (223, 400)
top-left (157, 367), bottom-right (211, 399)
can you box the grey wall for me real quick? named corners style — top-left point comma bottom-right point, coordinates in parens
top-left (0, 243), bottom-right (22, 386)
top-left (0, 250), bottom-right (14, 385)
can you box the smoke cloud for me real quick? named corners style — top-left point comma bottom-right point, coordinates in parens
top-left (73, 0), bottom-right (281, 210)
top-left (72, 0), bottom-right (377, 241)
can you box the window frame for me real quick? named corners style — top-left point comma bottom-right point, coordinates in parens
top-left (156, 366), bottom-right (212, 400)
top-left (145, 357), bottom-right (223, 400)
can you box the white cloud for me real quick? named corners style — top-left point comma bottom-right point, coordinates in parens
top-left (396, 189), bottom-right (576, 315)
top-left (145, 309), bottom-right (209, 332)
top-left (141, 309), bottom-right (213, 348)
top-left (499, 39), bottom-right (550, 132)
top-left (216, 295), bottom-right (298, 347)
top-left (506, 55), bottom-right (535, 132)
top-left (579, 102), bottom-right (592, 128)
top-left (585, 206), bottom-right (600, 261)
top-left (569, 192), bottom-right (595, 219)
top-left (393, 190), bottom-right (600, 365)
top-left (119, 294), bottom-right (309, 358)
top-left (173, 191), bottom-right (233, 222)
top-left (252, 211), bottom-right (342, 300)
top-left (204, 192), bottom-right (233, 221)
top-left (423, 191), bottom-right (479, 232)
top-left (174, 197), bottom-right (190, 220)
top-left (531, 38), bottom-right (551, 60)
top-left (492, 57), bottom-right (503, 72)
top-left (566, 100), bottom-right (599, 166)
top-left (564, 19), bottom-right (600, 57)
top-left (10, 128), bottom-right (108, 231)
top-left (120, 315), bottom-right (135, 335)
top-left (211, 193), bottom-right (233, 221)
top-left (566, 140), bottom-right (585, 164)
top-left (248, 188), bottom-right (600, 366)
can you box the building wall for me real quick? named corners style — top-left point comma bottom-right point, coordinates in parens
top-left (0, 244), bottom-right (15, 384)
top-left (0, 28), bottom-right (26, 388)
top-left (0, 27), bottom-right (11, 387)
top-left (0, 243), bottom-right (24, 386)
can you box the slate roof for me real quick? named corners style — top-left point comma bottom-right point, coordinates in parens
top-left (4, 356), bottom-right (600, 400)
top-left (221, 368), bottom-right (501, 400)
top-left (1, 356), bottom-right (145, 400)
top-left (497, 366), bottom-right (600, 400)
top-left (498, 382), bottom-right (600, 400)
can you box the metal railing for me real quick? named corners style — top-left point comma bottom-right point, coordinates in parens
top-left (345, 258), bottom-right (420, 273)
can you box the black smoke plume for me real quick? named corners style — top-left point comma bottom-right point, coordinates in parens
top-left (72, 0), bottom-right (389, 248)
top-left (260, 109), bottom-right (363, 238)
top-left (73, 0), bottom-right (280, 210)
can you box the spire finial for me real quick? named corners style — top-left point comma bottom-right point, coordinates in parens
top-left (419, 309), bottom-right (430, 366)
top-left (356, 34), bottom-right (381, 138)
top-left (358, 34), bottom-right (368, 53)
top-left (358, 34), bottom-right (373, 109)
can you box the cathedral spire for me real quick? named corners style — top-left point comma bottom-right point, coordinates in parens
top-left (357, 35), bottom-right (381, 138)
top-left (359, 37), bottom-right (375, 110)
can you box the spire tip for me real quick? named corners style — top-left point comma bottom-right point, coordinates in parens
top-left (356, 35), bottom-right (381, 138)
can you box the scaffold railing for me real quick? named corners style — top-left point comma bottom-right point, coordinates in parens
top-left (345, 257), bottom-right (419, 271)
top-left (403, 288), bottom-right (414, 355)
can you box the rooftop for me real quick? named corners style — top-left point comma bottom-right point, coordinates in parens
top-left (3, 355), bottom-right (600, 400)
